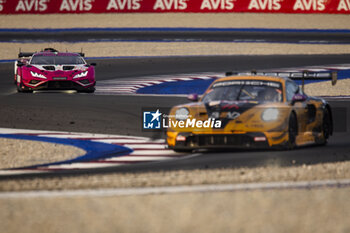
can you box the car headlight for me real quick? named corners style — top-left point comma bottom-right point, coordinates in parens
top-left (73, 71), bottom-right (88, 79)
top-left (30, 71), bottom-right (47, 79)
top-left (262, 108), bottom-right (279, 121)
top-left (175, 108), bottom-right (189, 121)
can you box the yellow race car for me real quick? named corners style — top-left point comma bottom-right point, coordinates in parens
top-left (166, 71), bottom-right (336, 152)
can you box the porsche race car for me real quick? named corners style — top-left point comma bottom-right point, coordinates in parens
top-left (166, 71), bottom-right (336, 151)
top-left (14, 48), bottom-right (96, 93)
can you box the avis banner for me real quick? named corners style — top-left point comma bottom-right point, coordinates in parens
top-left (0, 0), bottom-right (350, 14)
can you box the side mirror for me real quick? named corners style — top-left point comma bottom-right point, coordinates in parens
top-left (17, 61), bottom-right (24, 67)
top-left (187, 93), bottom-right (199, 102)
top-left (90, 63), bottom-right (97, 66)
top-left (291, 93), bottom-right (307, 105)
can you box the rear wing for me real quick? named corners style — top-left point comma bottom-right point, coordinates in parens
top-left (18, 48), bottom-right (85, 58)
top-left (225, 70), bottom-right (337, 90)
top-left (18, 52), bottom-right (85, 57)
top-left (18, 52), bottom-right (34, 58)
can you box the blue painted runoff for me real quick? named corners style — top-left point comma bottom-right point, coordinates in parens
top-left (137, 70), bottom-right (350, 95)
top-left (0, 134), bottom-right (133, 169)
top-left (136, 78), bottom-right (216, 95)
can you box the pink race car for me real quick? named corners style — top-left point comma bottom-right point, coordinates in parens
top-left (15, 48), bottom-right (96, 93)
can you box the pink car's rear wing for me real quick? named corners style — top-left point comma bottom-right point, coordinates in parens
top-left (18, 52), bottom-right (34, 58)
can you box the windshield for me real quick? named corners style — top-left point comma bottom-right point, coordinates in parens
top-left (30, 55), bottom-right (85, 65)
top-left (202, 80), bottom-right (283, 103)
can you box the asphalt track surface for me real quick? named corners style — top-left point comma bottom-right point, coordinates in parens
top-left (2, 28), bottom-right (350, 44)
top-left (1, 54), bottom-right (350, 177)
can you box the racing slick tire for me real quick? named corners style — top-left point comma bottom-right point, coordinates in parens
top-left (317, 108), bottom-right (332, 145)
top-left (285, 112), bottom-right (298, 150)
top-left (17, 82), bottom-right (33, 93)
top-left (77, 87), bottom-right (95, 93)
top-left (173, 148), bottom-right (193, 153)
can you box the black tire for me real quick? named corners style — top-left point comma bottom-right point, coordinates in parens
top-left (286, 112), bottom-right (298, 149)
top-left (17, 82), bottom-right (33, 93)
top-left (319, 108), bottom-right (331, 145)
top-left (173, 148), bottom-right (193, 153)
top-left (16, 84), bottom-right (22, 93)
top-left (77, 87), bottom-right (95, 93)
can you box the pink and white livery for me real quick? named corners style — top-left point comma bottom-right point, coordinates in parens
top-left (14, 48), bottom-right (96, 93)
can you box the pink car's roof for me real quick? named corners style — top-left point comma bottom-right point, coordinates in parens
top-left (34, 52), bottom-right (81, 56)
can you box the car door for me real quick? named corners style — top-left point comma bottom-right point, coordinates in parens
top-left (286, 80), bottom-right (309, 134)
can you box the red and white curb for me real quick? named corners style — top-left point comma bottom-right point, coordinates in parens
top-left (0, 128), bottom-right (190, 176)
top-left (94, 64), bottom-right (350, 95)
top-left (95, 73), bottom-right (222, 95)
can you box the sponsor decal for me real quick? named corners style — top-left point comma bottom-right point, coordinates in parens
top-left (0, 0), bottom-right (348, 14)
top-left (338, 0), bottom-right (350, 11)
top-left (106, 0), bottom-right (141, 10)
top-left (212, 80), bottom-right (282, 88)
top-left (15, 0), bottom-right (49, 12)
top-left (293, 0), bottom-right (326, 11)
top-left (204, 101), bottom-right (257, 128)
top-left (0, 0), bottom-right (4, 11)
top-left (248, 0), bottom-right (282, 11)
top-left (200, 0), bottom-right (235, 10)
top-left (60, 0), bottom-right (93, 11)
top-left (153, 0), bottom-right (188, 10)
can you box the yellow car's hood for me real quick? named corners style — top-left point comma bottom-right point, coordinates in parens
top-left (169, 100), bottom-right (289, 133)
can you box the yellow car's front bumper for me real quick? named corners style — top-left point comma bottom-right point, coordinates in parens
top-left (167, 130), bottom-right (289, 151)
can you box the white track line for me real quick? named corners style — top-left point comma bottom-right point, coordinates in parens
top-left (105, 156), bottom-right (171, 161)
top-left (47, 162), bottom-right (121, 169)
top-left (0, 170), bottom-right (47, 175)
top-left (94, 66), bottom-right (350, 96)
top-left (1, 179), bottom-right (350, 199)
top-left (125, 144), bottom-right (166, 149)
top-left (130, 150), bottom-right (178, 156)
top-left (92, 139), bottom-right (151, 144)
top-left (94, 74), bottom-right (221, 95)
